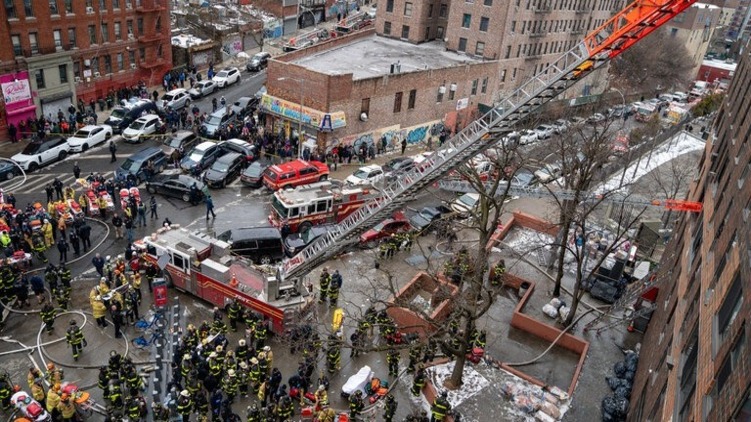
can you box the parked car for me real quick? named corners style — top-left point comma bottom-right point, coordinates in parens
top-left (587, 113), bottom-right (606, 124)
top-left (240, 161), bottom-right (270, 188)
top-left (254, 85), bottom-right (267, 100)
top-left (408, 205), bottom-right (456, 232)
top-left (203, 152), bottom-right (244, 188)
top-left (200, 108), bottom-right (238, 139)
top-left (66, 125), bottom-right (113, 152)
top-left (607, 105), bottom-right (626, 119)
top-left (262, 159), bottom-right (330, 191)
top-left (158, 88), bottom-right (191, 111)
top-left (515, 129), bottom-right (538, 145)
top-left (534, 124), bottom-right (555, 140)
top-left (213, 67), bottom-right (241, 88)
top-left (218, 138), bottom-right (257, 164)
top-left (187, 80), bottom-right (217, 99)
top-left (246, 52), bottom-right (271, 72)
top-left (533, 162), bottom-right (562, 184)
top-left (0, 161), bottom-right (20, 180)
top-left (360, 213), bottom-right (411, 247)
top-left (217, 227), bottom-right (285, 264)
top-left (345, 164), bottom-right (385, 186)
top-left (115, 147), bottom-right (168, 184)
top-left (551, 119), bottom-right (569, 134)
top-left (104, 99), bottom-right (159, 134)
top-left (231, 97), bottom-right (256, 118)
top-left (284, 225), bottom-right (331, 257)
top-left (162, 130), bottom-right (199, 158)
top-left (511, 169), bottom-right (536, 188)
top-left (180, 142), bottom-right (223, 174)
top-left (146, 174), bottom-right (205, 203)
top-left (382, 157), bottom-right (415, 175)
top-left (450, 193), bottom-right (480, 217)
top-left (569, 116), bottom-right (586, 127)
top-left (122, 114), bottom-right (164, 143)
top-left (11, 136), bottom-right (70, 171)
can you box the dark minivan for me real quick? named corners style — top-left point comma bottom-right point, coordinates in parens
top-left (217, 227), bottom-right (285, 265)
top-left (104, 100), bottom-right (159, 134)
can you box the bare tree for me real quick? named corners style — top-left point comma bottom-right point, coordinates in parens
top-left (637, 150), bottom-right (699, 227)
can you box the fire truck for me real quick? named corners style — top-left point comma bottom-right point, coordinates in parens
top-left (136, 227), bottom-right (311, 334)
top-left (268, 181), bottom-right (380, 233)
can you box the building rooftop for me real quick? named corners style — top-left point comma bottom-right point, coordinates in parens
top-left (291, 35), bottom-right (482, 80)
top-left (702, 58), bottom-right (738, 72)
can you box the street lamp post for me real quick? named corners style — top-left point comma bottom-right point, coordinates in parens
top-left (278, 77), bottom-right (305, 159)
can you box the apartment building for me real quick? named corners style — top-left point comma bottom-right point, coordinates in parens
top-left (663, 3), bottom-right (722, 72)
top-left (628, 43), bottom-right (751, 422)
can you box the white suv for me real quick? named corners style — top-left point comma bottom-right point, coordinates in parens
top-left (346, 164), bottom-right (385, 186)
top-left (213, 67), bottom-right (241, 88)
top-left (122, 114), bottom-right (163, 143)
top-left (159, 88), bottom-right (191, 111)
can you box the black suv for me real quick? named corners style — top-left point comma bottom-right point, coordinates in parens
top-left (217, 227), bottom-right (285, 265)
top-left (104, 100), bottom-right (160, 134)
top-left (246, 52), bottom-right (271, 72)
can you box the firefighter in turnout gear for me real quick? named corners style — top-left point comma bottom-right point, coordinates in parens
top-left (326, 335), bottom-right (341, 373)
top-left (431, 391), bottom-right (452, 422)
top-left (328, 269), bottom-right (342, 307)
top-left (176, 390), bottom-right (193, 421)
top-left (407, 344), bottom-right (422, 373)
top-left (46, 384), bottom-right (61, 418)
top-left (236, 339), bottom-right (250, 362)
top-left (249, 357), bottom-right (261, 393)
top-left (319, 268), bottom-right (331, 303)
top-left (0, 375), bottom-right (10, 410)
top-left (45, 363), bottom-right (64, 385)
top-left (66, 320), bottom-right (85, 360)
top-left (40, 303), bottom-right (56, 334)
top-left (387, 348), bottom-right (400, 377)
top-left (412, 366), bottom-right (426, 397)
top-left (349, 390), bottom-right (365, 419)
top-left (58, 262), bottom-right (72, 293)
top-left (222, 369), bottom-right (239, 403)
top-left (384, 393), bottom-right (398, 422)
top-left (107, 378), bottom-right (124, 408)
top-left (227, 299), bottom-right (242, 332)
top-left (58, 394), bottom-right (77, 421)
top-left (254, 319), bottom-right (268, 350)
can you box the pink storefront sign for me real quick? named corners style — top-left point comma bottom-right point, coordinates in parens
top-left (1, 71), bottom-right (37, 130)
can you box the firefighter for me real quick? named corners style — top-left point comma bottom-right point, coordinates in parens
top-left (176, 390), bottom-right (193, 421)
top-left (58, 262), bottom-right (72, 293)
top-left (328, 269), bottom-right (342, 307)
top-left (58, 393), bottom-right (76, 421)
top-left (211, 307), bottom-right (228, 335)
top-left (40, 303), bottom-right (56, 334)
top-left (473, 330), bottom-right (487, 349)
top-left (423, 339), bottom-right (437, 363)
top-left (248, 357), bottom-right (261, 393)
top-left (431, 391), bottom-right (451, 422)
top-left (263, 345), bottom-right (273, 373)
top-left (350, 328), bottom-right (364, 358)
top-left (491, 259), bottom-right (506, 286)
top-left (222, 369), bottom-right (239, 403)
top-left (214, 345), bottom-right (226, 366)
top-left (45, 363), bottom-right (64, 385)
top-left (31, 380), bottom-right (46, 408)
top-left (45, 264), bottom-right (59, 294)
top-left (46, 384), bottom-right (61, 419)
top-left (411, 365), bottom-right (426, 397)
top-left (349, 390), bottom-right (364, 419)
top-left (257, 350), bottom-right (269, 378)
top-left (55, 287), bottom-right (70, 310)
top-left (278, 395), bottom-right (294, 420)
top-left (246, 404), bottom-right (261, 422)
top-left (126, 395), bottom-right (142, 421)
top-left (318, 268), bottom-right (331, 303)
top-left (194, 391), bottom-right (209, 418)
top-left (314, 384), bottom-right (329, 411)
top-left (326, 335), bottom-right (341, 373)
top-left (237, 360), bottom-right (250, 398)
top-left (387, 347), bottom-right (400, 377)
top-left (207, 352), bottom-right (222, 378)
top-left (107, 378), bottom-right (124, 409)
top-left (236, 339), bottom-right (250, 362)
top-left (27, 367), bottom-right (43, 388)
top-left (407, 344), bottom-right (422, 373)
top-left (227, 299), bottom-right (242, 332)
top-left (66, 320), bottom-right (85, 361)
top-left (131, 272), bottom-right (142, 304)
top-left (254, 319), bottom-right (268, 350)
top-left (32, 231), bottom-right (48, 263)
top-left (124, 364), bottom-right (144, 396)
top-left (98, 366), bottom-right (109, 393)
top-left (0, 376), bottom-right (10, 411)
top-left (384, 393), bottom-right (397, 422)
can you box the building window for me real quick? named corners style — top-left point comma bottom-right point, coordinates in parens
top-left (408, 89), bottom-right (416, 109)
top-left (475, 41), bottom-right (485, 56)
top-left (393, 92), bottom-right (402, 113)
top-left (471, 79), bottom-right (478, 95)
top-left (49, 0), bottom-right (58, 14)
top-left (404, 2), bottom-right (412, 16)
top-left (29, 32), bottom-right (38, 54)
top-left (90, 57), bottom-right (99, 74)
top-left (448, 85), bottom-right (455, 100)
top-left (104, 55), bottom-right (112, 74)
top-left (458, 37), bottom-right (467, 52)
top-left (481, 77), bottom-right (488, 93)
top-left (35, 69), bottom-right (45, 88)
top-left (127, 20), bottom-right (133, 37)
top-left (511, 20), bottom-right (516, 33)
top-left (157, 44), bottom-right (162, 57)
top-left (137, 18), bottom-right (143, 35)
top-left (480, 17), bottom-right (489, 31)
top-left (505, 45), bottom-right (511, 58)
top-left (99, 0), bottom-right (105, 11)
top-left (436, 26), bottom-right (444, 38)
top-left (500, 69), bottom-right (506, 82)
top-left (53, 29), bottom-right (62, 49)
top-left (717, 328), bottom-right (746, 393)
top-left (73, 61), bottom-right (80, 78)
top-left (5, 0), bottom-right (16, 18)
top-left (117, 52), bottom-right (123, 70)
top-left (139, 47), bottom-right (145, 61)
top-left (439, 3), bottom-right (447, 17)
top-left (424, 26), bottom-right (430, 40)
top-left (361, 98), bottom-right (370, 115)
top-left (68, 28), bottom-right (76, 47)
top-left (437, 88), bottom-right (443, 102)
top-left (114, 22), bottom-right (121, 40)
top-left (64, 0), bottom-right (72, 12)
top-left (23, 0), bottom-right (33, 17)
top-left (715, 272), bottom-right (743, 349)
top-left (125, 0), bottom-right (131, 8)
top-left (128, 50), bottom-right (135, 65)
top-left (101, 23), bottom-right (109, 42)
top-left (428, 4), bottom-right (433, 17)
top-left (58, 64), bottom-right (68, 83)
top-left (383, 21), bottom-right (391, 35)
top-left (89, 25), bottom-right (98, 44)
top-left (462, 13), bottom-right (471, 28)
top-left (113, 0), bottom-right (119, 8)
top-left (512, 68), bottom-right (517, 79)
top-left (386, 0), bottom-right (393, 12)
top-left (401, 25), bottom-right (410, 39)
top-left (11, 35), bottom-right (21, 56)
top-left (484, 0), bottom-right (492, 5)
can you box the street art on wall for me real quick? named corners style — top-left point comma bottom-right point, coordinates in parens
top-left (260, 94), bottom-right (347, 130)
top-left (338, 121), bottom-right (445, 150)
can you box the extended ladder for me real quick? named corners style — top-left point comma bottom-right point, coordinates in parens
top-left (280, 0), bottom-right (702, 281)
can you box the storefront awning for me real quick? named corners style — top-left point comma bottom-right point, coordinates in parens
top-left (7, 104), bottom-right (36, 117)
top-left (259, 94), bottom-right (346, 132)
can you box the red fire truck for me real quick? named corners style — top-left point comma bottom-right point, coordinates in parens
top-left (268, 181), bottom-right (380, 233)
top-left (135, 227), bottom-right (312, 334)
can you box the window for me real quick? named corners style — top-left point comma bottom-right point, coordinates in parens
top-left (475, 41), bottom-right (485, 56)
top-left (361, 98), bottom-right (370, 115)
top-left (448, 85), bottom-right (455, 100)
top-left (481, 77), bottom-right (488, 93)
top-left (512, 68), bottom-right (517, 79)
top-left (393, 92), bottom-right (402, 113)
top-left (500, 69), bottom-right (506, 82)
top-left (101, 23), bottom-right (109, 43)
top-left (113, 0), bottom-right (119, 8)
top-left (53, 30), bottom-right (62, 49)
top-left (58, 64), bottom-right (68, 83)
top-left (401, 25), bottom-right (410, 39)
top-left (49, 0), bottom-right (58, 14)
top-left (716, 272), bottom-right (743, 341)
top-left (156, 16), bottom-right (161, 31)
top-left (437, 88), bottom-right (444, 103)
top-left (5, 0), bottom-right (16, 18)
top-left (117, 53), bottom-right (123, 70)
top-left (89, 25), bottom-right (96, 44)
top-left (404, 2), bottom-right (412, 16)
top-left (717, 328), bottom-right (745, 393)
top-left (408, 89), bottom-right (416, 109)
top-left (471, 79), bottom-right (478, 95)
top-left (35, 69), bottom-right (45, 89)
top-left (458, 37), bottom-right (467, 52)
top-left (90, 57), bottom-right (98, 73)
top-left (436, 26), bottom-right (444, 38)
top-left (483, 0), bottom-right (492, 5)
top-left (128, 50), bottom-right (135, 65)
top-left (386, 0), bottom-right (393, 12)
top-left (29, 32), bottom-right (38, 54)
top-left (511, 20), bottom-right (516, 33)
top-left (104, 55), bottom-right (112, 73)
top-left (99, 0), bottom-right (105, 11)
top-left (64, 0), bottom-right (72, 12)
top-left (439, 3), bottom-right (447, 17)
top-left (114, 22), bottom-right (121, 40)
top-left (23, 0), bottom-right (33, 17)
top-left (383, 21), bottom-right (391, 35)
top-left (462, 13), bottom-right (471, 28)
top-left (424, 26), bottom-right (430, 40)
top-left (479, 17), bottom-right (489, 31)
top-left (138, 47), bottom-right (144, 61)
top-left (68, 28), bottom-right (77, 47)
top-left (73, 61), bottom-right (80, 78)
top-left (11, 35), bottom-right (21, 56)
top-left (127, 20), bottom-right (133, 37)
top-left (137, 18), bottom-right (143, 35)
top-left (428, 4), bottom-right (433, 17)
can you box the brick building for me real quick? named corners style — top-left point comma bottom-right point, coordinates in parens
top-left (0, 0), bottom-right (171, 137)
top-left (263, 29), bottom-right (497, 151)
top-left (663, 3), bottom-right (722, 73)
top-left (628, 43), bottom-right (751, 421)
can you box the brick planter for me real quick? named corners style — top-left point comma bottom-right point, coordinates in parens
top-left (386, 272), bottom-right (458, 338)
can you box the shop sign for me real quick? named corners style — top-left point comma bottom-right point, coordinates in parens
top-left (260, 94), bottom-right (346, 130)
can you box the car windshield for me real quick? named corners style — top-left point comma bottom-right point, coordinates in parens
top-left (217, 71), bottom-right (229, 78)
top-left (188, 151), bottom-right (205, 162)
top-left (352, 169), bottom-right (369, 179)
top-left (211, 161), bottom-right (229, 172)
top-left (110, 109), bottom-right (127, 118)
top-left (21, 143), bottom-right (43, 154)
top-left (73, 129), bottom-right (91, 138)
top-left (459, 195), bottom-right (477, 206)
top-left (129, 120), bottom-right (146, 130)
top-left (244, 164), bottom-right (263, 177)
top-left (271, 196), bottom-right (287, 217)
top-left (264, 170), bottom-right (278, 180)
top-left (206, 115), bottom-right (223, 125)
top-left (217, 230), bottom-right (231, 242)
top-left (120, 158), bottom-right (139, 171)
top-left (161, 94), bottom-right (174, 101)
top-left (164, 137), bottom-right (183, 148)
top-left (301, 228), bottom-right (320, 243)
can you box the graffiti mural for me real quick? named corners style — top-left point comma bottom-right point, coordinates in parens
top-left (338, 121), bottom-right (444, 151)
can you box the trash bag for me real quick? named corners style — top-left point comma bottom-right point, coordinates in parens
top-left (624, 370), bottom-right (635, 382)
top-left (606, 377), bottom-right (621, 391)
top-left (614, 396), bottom-right (630, 417)
top-left (614, 386), bottom-right (631, 399)
top-left (625, 352), bottom-right (639, 370)
top-left (619, 379), bottom-right (633, 392)
top-left (613, 361), bottom-right (627, 378)
top-left (601, 395), bottom-right (618, 421)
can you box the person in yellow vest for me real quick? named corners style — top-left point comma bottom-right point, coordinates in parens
top-left (47, 201), bottom-right (56, 216)
top-left (0, 231), bottom-right (11, 249)
top-left (99, 196), bottom-right (108, 219)
top-left (92, 295), bottom-right (108, 328)
top-left (46, 384), bottom-right (61, 418)
top-left (263, 346), bottom-right (273, 374)
top-left (31, 381), bottom-right (45, 408)
top-left (131, 273), bottom-right (142, 303)
top-left (79, 193), bottom-right (89, 216)
top-left (58, 393), bottom-right (77, 421)
top-left (41, 219), bottom-right (54, 247)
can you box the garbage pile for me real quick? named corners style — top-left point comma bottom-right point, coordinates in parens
top-left (500, 380), bottom-right (568, 421)
top-left (601, 351), bottom-right (639, 421)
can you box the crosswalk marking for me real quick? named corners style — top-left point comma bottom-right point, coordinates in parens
top-left (1, 171), bottom-right (114, 194)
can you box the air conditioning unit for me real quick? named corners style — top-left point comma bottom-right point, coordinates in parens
top-left (359, 112), bottom-right (368, 122)
top-left (74, 76), bottom-right (81, 83)
top-left (94, 71), bottom-right (101, 78)
top-left (86, 6), bottom-right (94, 13)
top-left (128, 33), bottom-right (134, 40)
top-left (84, 59), bottom-right (91, 66)
top-left (130, 63), bottom-right (137, 69)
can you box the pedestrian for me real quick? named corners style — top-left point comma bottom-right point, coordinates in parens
top-left (56, 237), bottom-right (69, 263)
top-left (149, 196), bottom-right (158, 219)
top-left (79, 221), bottom-right (92, 252)
top-left (65, 320), bottom-right (86, 361)
top-left (401, 138), bottom-right (407, 155)
top-left (111, 214), bottom-right (123, 240)
top-left (73, 162), bottom-right (81, 179)
top-left (152, 90), bottom-right (159, 103)
top-left (8, 123), bottom-right (16, 143)
top-left (109, 140), bottom-right (117, 163)
top-left (205, 195), bottom-right (216, 220)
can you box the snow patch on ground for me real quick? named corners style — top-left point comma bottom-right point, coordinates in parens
top-left (426, 361), bottom-right (490, 409)
top-left (502, 228), bottom-right (555, 253)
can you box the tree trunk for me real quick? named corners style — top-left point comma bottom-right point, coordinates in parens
top-left (564, 274), bottom-right (585, 326)
top-left (552, 218), bottom-right (573, 297)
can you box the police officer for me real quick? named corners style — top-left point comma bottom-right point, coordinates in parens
top-left (430, 391), bottom-right (451, 422)
top-left (65, 320), bottom-right (85, 361)
top-left (319, 268), bottom-right (331, 304)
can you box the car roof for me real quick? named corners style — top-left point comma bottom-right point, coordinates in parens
top-left (78, 125), bottom-right (98, 131)
top-left (224, 226), bottom-right (281, 239)
top-left (210, 108), bottom-right (233, 117)
top-left (224, 138), bottom-right (250, 147)
top-left (270, 160), bottom-right (319, 172)
top-left (216, 152), bottom-right (241, 163)
top-left (252, 52), bottom-right (271, 58)
top-left (235, 97), bottom-right (252, 104)
top-left (459, 193), bottom-right (480, 200)
top-left (136, 114), bottom-right (160, 122)
top-left (166, 88), bottom-right (187, 95)
top-left (359, 164), bottom-right (382, 171)
top-left (194, 141), bottom-right (216, 151)
top-left (171, 130), bottom-right (195, 140)
top-left (131, 146), bottom-right (163, 159)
